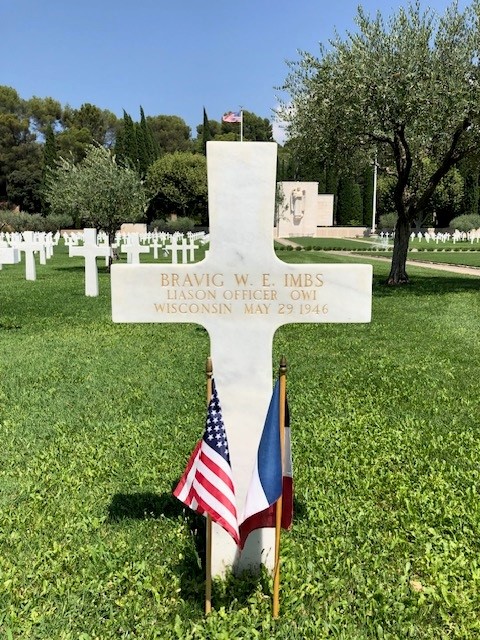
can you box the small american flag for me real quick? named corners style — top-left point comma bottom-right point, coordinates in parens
top-left (173, 380), bottom-right (240, 545)
top-left (222, 111), bottom-right (242, 123)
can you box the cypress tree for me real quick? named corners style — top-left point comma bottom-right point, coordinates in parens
top-left (136, 120), bottom-right (148, 176)
top-left (139, 106), bottom-right (157, 170)
top-left (114, 124), bottom-right (125, 160)
top-left (122, 111), bottom-right (139, 170)
top-left (201, 107), bottom-right (212, 155)
top-left (463, 170), bottom-right (479, 217)
top-left (351, 182), bottom-right (363, 225)
top-left (337, 176), bottom-right (363, 225)
top-left (326, 164), bottom-right (339, 221)
top-left (362, 165), bottom-right (374, 226)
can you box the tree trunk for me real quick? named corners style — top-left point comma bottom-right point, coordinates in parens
top-left (108, 229), bottom-right (118, 272)
top-left (387, 217), bottom-right (411, 285)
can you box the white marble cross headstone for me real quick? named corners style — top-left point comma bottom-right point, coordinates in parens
top-left (69, 228), bottom-right (111, 297)
top-left (111, 142), bottom-right (372, 576)
top-left (151, 237), bottom-right (162, 260)
top-left (121, 234), bottom-right (151, 264)
top-left (36, 233), bottom-right (47, 265)
top-left (164, 234), bottom-right (181, 264)
top-left (17, 231), bottom-right (40, 281)
top-left (186, 236), bottom-right (198, 262)
top-left (0, 245), bottom-right (20, 270)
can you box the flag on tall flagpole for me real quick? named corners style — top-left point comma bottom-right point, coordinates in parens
top-left (222, 111), bottom-right (242, 123)
top-left (239, 381), bottom-right (293, 549)
top-left (173, 380), bottom-right (240, 545)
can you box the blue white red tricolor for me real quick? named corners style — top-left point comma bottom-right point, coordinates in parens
top-left (239, 380), bottom-right (293, 549)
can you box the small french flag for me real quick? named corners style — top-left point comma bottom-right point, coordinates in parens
top-left (239, 380), bottom-right (293, 549)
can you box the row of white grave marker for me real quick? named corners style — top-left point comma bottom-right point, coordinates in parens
top-left (0, 229), bottom-right (207, 293)
top-left (411, 229), bottom-right (480, 243)
top-left (378, 229), bottom-right (480, 243)
top-left (0, 231), bottom-right (59, 279)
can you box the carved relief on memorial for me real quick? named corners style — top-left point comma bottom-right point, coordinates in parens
top-left (290, 186), bottom-right (306, 223)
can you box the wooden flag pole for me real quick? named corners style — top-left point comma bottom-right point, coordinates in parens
top-left (273, 356), bottom-right (287, 618)
top-left (205, 357), bottom-right (213, 615)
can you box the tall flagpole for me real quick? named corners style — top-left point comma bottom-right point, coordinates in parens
top-left (205, 357), bottom-right (213, 615)
top-left (273, 356), bottom-right (287, 618)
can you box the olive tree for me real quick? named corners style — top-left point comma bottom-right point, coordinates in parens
top-left (280, 1), bottom-right (480, 284)
top-left (44, 145), bottom-right (146, 243)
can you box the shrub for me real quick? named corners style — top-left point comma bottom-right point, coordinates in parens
top-left (165, 217), bottom-right (196, 233)
top-left (44, 214), bottom-right (74, 232)
top-left (449, 214), bottom-right (480, 232)
top-left (378, 212), bottom-right (398, 230)
top-left (0, 210), bottom-right (38, 231)
top-left (0, 209), bottom-right (19, 230)
top-left (149, 219), bottom-right (168, 232)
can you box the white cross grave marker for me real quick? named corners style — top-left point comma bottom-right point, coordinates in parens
top-left (69, 228), bottom-right (111, 297)
top-left (164, 233), bottom-right (181, 264)
top-left (151, 237), bottom-right (162, 260)
top-left (186, 236), bottom-right (198, 262)
top-left (121, 233), bottom-right (151, 264)
top-left (17, 231), bottom-right (40, 281)
top-left (111, 142), bottom-right (372, 576)
top-left (0, 245), bottom-right (20, 270)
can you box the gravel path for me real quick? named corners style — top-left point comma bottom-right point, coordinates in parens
top-left (352, 253), bottom-right (480, 277)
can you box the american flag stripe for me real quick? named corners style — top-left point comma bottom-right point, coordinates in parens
top-left (195, 480), bottom-right (239, 541)
top-left (194, 467), bottom-right (237, 524)
top-left (195, 497), bottom-right (239, 542)
top-left (173, 379), bottom-right (240, 545)
top-left (173, 441), bottom-right (201, 503)
top-left (198, 450), bottom-right (236, 497)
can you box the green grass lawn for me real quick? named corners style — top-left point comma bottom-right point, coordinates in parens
top-left (1, 245), bottom-right (480, 638)
top-left (284, 237), bottom-right (376, 250)
top-left (277, 236), bottom-right (480, 269)
top-left (282, 236), bottom-right (480, 253)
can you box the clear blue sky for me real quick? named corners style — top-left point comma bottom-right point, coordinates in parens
top-left (1, 0), bottom-right (468, 143)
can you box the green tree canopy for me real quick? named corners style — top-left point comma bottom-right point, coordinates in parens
top-left (280, 1), bottom-right (480, 284)
top-left (0, 86), bottom-right (38, 205)
top-left (220, 110), bottom-right (273, 141)
top-left (44, 145), bottom-right (146, 241)
top-left (146, 115), bottom-right (192, 154)
top-left (62, 103), bottom-right (119, 147)
top-left (27, 95), bottom-right (63, 134)
top-left (145, 152), bottom-right (208, 224)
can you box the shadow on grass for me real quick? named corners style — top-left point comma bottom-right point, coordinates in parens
top-left (373, 272), bottom-right (480, 297)
top-left (107, 491), bottom-right (184, 521)
top-left (106, 490), bottom-right (281, 613)
top-left (53, 265), bottom-right (88, 273)
top-left (106, 489), bottom-right (206, 597)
